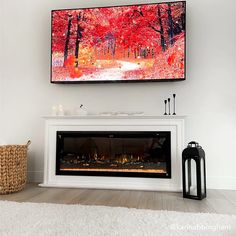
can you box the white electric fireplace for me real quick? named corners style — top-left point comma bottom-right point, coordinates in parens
top-left (40, 116), bottom-right (185, 191)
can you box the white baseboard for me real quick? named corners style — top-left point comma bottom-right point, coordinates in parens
top-left (28, 171), bottom-right (236, 190)
top-left (207, 176), bottom-right (236, 190)
top-left (27, 171), bottom-right (44, 183)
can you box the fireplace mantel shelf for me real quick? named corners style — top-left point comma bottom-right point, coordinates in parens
top-left (43, 115), bottom-right (186, 120)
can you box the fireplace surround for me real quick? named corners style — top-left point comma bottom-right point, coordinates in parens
top-left (40, 115), bottom-right (185, 191)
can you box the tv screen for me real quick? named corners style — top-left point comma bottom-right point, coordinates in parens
top-left (51, 1), bottom-right (186, 83)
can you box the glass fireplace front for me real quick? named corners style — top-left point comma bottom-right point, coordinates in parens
top-left (56, 131), bottom-right (171, 178)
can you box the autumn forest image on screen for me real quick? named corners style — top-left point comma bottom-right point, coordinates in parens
top-left (51, 2), bottom-right (185, 82)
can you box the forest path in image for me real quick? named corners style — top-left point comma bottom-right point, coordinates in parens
top-left (118, 60), bottom-right (140, 71)
top-left (86, 60), bottom-right (141, 81)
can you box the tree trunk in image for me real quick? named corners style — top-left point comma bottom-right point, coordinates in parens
top-left (107, 42), bottom-right (110, 54)
top-left (112, 41), bottom-right (116, 58)
top-left (152, 48), bottom-right (155, 58)
top-left (123, 48), bottom-right (126, 58)
top-left (157, 6), bottom-right (166, 52)
top-left (75, 13), bottom-right (83, 68)
top-left (63, 14), bottom-right (72, 66)
top-left (103, 46), bottom-right (106, 56)
top-left (127, 47), bottom-right (130, 58)
top-left (167, 3), bottom-right (174, 46)
top-left (181, 2), bottom-right (186, 31)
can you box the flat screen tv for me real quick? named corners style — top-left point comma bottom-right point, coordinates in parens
top-left (51, 1), bottom-right (186, 83)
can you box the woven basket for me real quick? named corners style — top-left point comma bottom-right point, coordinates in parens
top-left (0, 141), bottom-right (31, 194)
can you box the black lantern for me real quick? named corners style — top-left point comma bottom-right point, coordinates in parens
top-left (182, 141), bottom-right (206, 200)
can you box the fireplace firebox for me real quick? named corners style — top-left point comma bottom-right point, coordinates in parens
top-left (56, 131), bottom-right (171, 178)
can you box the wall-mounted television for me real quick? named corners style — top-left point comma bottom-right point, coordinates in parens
top-left (51, 1), bottom-right (186, 83)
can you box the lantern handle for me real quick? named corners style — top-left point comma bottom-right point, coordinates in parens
top-left (188, 141), bottom-right (199, 147)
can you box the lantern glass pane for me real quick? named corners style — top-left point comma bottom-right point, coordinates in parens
top-left (201, 158), bottom-right (205, 194)
top-left (185, 160), bottom-right (189, 193)
top-left (190, 160), bottom-right (197, 196)
top-left (185, 159), bottom-right (197, 196)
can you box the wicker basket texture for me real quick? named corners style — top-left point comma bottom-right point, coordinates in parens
top-left (0, 141), bottom-right (31, 194)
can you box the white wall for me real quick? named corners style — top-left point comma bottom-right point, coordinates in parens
top-left (0, 0), bottom-right (4, 142)
top-left (1, 0), bottom-right (236, 189)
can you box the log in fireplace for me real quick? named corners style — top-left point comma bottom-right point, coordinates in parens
top-left (56, 131), bottom-right (171, 178)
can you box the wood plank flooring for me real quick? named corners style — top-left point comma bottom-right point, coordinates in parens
top-left (0, 183), bottom-right (236, 215)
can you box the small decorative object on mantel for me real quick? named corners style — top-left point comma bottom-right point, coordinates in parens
top-left (51, 105), bottom-right (58, 116)
top-left (163, 94), bottom-right (177, 116)
top-left (167, 98), bottom-right (171, 115)
top-left (182, 141), bottom-right (206, 200)
top-left (74, 104), bottom-right (88, 116)
top-left (172, 94), bottom-right (176, 115)
top-left (51, 104), bottom-right (65, 116)
top-left (58, 104), bottom-right (65, 116)
top-left (164, 100), bottom-right (167, 115)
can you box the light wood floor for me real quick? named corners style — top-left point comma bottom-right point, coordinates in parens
top-left (0, 183), bottom-right (236, 215)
